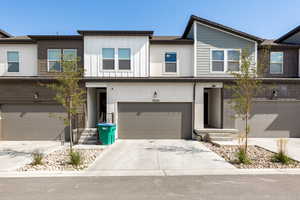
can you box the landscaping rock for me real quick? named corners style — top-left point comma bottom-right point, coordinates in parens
top-left (203, 142), bottom-right (300, 169)
top-left (19, 148), bottom-right (102, 171)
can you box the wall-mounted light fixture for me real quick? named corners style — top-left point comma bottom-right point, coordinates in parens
top-left (33, 92), bottom-right (39, 100)
top-left (152, 91), bottom-right (160, 102)
top-left (153, 91), bottom-right (158, 98)
top-left (271, 89), bottom-right (278, 99)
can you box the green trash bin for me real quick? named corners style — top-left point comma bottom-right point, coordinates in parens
top-left (97, 123), bottom-right (116, 145)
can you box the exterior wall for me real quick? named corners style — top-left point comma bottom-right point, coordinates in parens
top-left (223, 83), bottom-right (300, 137)
top-left (87, 88), bottom-right (97, 128)
top-left (150, 44), bottom-right (193, 77)
top-left (84, 36), bottom-right (149, 77)
top-left (0, 44), bottom-right (37, 76)
top-left (259, 47), bottom-right (299, 78)
top-left (283, 32), bottom-right (300, 44)
top-left (37, 40), bottom-right (83, 75)
top-left (195, 22), bottom-right (256, 77)
top-left (0, 81), bottom-right (57, 104)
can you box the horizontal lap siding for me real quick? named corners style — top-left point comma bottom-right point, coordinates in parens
top-left (196, 23), bottom-right (256, 77)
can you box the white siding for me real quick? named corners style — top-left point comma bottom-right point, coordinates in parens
top-left (0, 44), bottom-right (37, 76)
top-left (84, 36), bottom-right (149, 77)
top-left (150, 44), bottom-right (193, 77)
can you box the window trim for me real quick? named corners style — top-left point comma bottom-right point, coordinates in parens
top-left (47, 49), bottom-right (62, 72)
top-left (163, 52), bottom-right (178, 74)
top-left (7, 51), bottom-right (20, 73)
top-left (63, 49), bottom-right (77, 61)
top-left (101, 48), bottom-right (116, 71)
top-left (117, 48), bottom-right (131, 71)
top-left (210, 49), bottom-right (241, 73)
top-left (270, 51), bottom-right (284, 74)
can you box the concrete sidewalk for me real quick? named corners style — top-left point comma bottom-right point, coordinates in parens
top-left (0, 141), bottom-right (62, 171)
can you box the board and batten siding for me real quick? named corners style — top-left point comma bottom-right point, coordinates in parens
top-left (0, 44), bottom-right (37, 76)
top-left (84, 36), bottom-right (149, 77)
top-left (150, 44), bottom-right (193, 77)
top-left (196, 23), bottom-right (256, 77)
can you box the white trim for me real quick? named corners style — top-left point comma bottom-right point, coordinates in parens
top-left (193, 21), bottom-right (197, 77)
top-left (163, 52), bottom-right (178, 75)
top-left (255, 41), bottom-right (258, 72)
top-left (100, 48), bottom-right (133, 72)
top-left (269, 51), bottom-right (284, 74)
top-left (6, 51), bottom-right (20, 73)
top-left (195, 21), bottom-right (258, 43)
top-left (210, 48), bottom-right (241, 73)
top-left (47, 49), bottom-right (62, 72)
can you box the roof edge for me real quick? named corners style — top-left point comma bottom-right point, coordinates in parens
top-left (77, 30), bottom-right (154, 36)
top-left (182, 15), bottom-right (263, 42)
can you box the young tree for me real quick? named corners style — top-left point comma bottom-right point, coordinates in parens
top-left (227, 47), bottom-right (268, 155)
top-left (43, 56), bottom-right (85, 151)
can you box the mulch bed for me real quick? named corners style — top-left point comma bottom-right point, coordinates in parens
top-left (203, 142), bottom-right (300, 169)
top-left (19, 148), bottom-right (102, 171)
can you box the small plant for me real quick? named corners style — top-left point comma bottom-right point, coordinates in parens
top-left (236, 147), bottom-right (252, 164)
top-left (69, 151), bottom-right (83, 167)
top-left (271, 138), bottom-right (292, 165)
top-left (31, 151), bottom-right (44, 166)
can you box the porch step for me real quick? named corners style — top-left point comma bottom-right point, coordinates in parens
top-left (78, 128), bottom-right (98, 145)
top-left (209, 136), bottom-right (233, 142)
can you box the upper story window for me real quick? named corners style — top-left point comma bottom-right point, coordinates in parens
top-left (118, 48), bottom-right (131, 70)
top-left (211, 49), bottom-right (241, 72)
top-left (7, 51), bottom-right (19, 72)
top-left (270, 52), bottom-right (283, 74)
top-left (48, 49), bottom-right (77, 72)
top-left (228, 50), bottom-right (240, 71)
top-left (165, 52), bottom-right (177, 73)
top-left (211, 50), bottom-right (224, 72)
top-left (102, 48), bottom-right (115, 70)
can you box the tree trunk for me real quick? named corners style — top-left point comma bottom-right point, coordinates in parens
top-left (245, 113), bottom-right (248, 154)
top-left (69, 100), bottom-right (73, 152)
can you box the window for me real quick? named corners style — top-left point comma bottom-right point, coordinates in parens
top-left (165, 52), bottom-right (177, 73)
top-left (48, 49), bottom-right (77, 72)
top-left (270, 52), bottom-right (283, 74)
top-left (227, 50), bottom-right (240, 71)
top-left (102, 48), bottom-right (115, 70)
top-left (7, 51), bottom-right (19, 72)
top-left (211, 50), bottom-right (224, 72)
top-left (118, 48), bottom-right (131, 70)
top-left (48, 49), bottom-right (61, 72)
top-left (211, 49), bottom-right (241, 72)
top-left (63, 49), bottom-right (77, 61)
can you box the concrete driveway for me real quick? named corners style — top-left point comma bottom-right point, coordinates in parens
top-left (0, 141), bottom-right (61, 171)
top-left (88, 140), bottom-right (234, 175)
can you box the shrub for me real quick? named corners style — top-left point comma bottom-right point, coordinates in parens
top-left (69, 151), bottom-right (83, 167)
top-left (31, 151), bottom-right (44, 165)
top-left (235, 147), bottom-right (251, 165)
top-left (271, 138), bottom-right (292, 165)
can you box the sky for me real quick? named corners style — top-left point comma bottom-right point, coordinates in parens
top-left (0, 0), bottom-right (299, 39)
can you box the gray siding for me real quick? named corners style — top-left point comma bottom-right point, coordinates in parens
top-left (223, 83), bottom-right (300, 138)
top-left (283, 32), bottom-right (300, 44)
top-left (196, 23), bottom-right (256, 76)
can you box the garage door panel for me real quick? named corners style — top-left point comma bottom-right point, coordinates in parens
top-left (1, 104), bottom-right (67, 140)
top-left (118, 103), bottom-right (191, 139)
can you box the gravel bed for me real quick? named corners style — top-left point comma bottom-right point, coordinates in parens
top-left (19, 148), bottom-right (102, 171)
top-left (203, 142), bottom-right (300, 169)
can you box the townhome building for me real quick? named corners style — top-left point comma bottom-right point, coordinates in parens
top-left (0, 15), bottom-right (300, 141)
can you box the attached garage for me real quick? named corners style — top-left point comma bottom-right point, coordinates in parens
top-left (118, 102), bottom-right (192, 139)
top-left (0, 104), bottom-right (66, 140)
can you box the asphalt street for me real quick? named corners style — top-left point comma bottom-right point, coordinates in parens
top-left (0, 175), bottom-right (299, 200)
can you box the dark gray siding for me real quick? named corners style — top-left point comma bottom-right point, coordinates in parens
top-left (37, 40), bottom-right (83, 76)
top-left (259, 47), bottom-right (299, 78)
top-left (223, 83), bottom-right (300, 137)
top-left (283, 32), bottom-right (300, 44)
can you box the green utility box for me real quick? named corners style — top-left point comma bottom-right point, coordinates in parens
top-left (97, 123), bottom-right (116, 145)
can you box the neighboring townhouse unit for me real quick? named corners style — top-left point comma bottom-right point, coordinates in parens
top-left (0, 15), bottom-right (300, 141)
